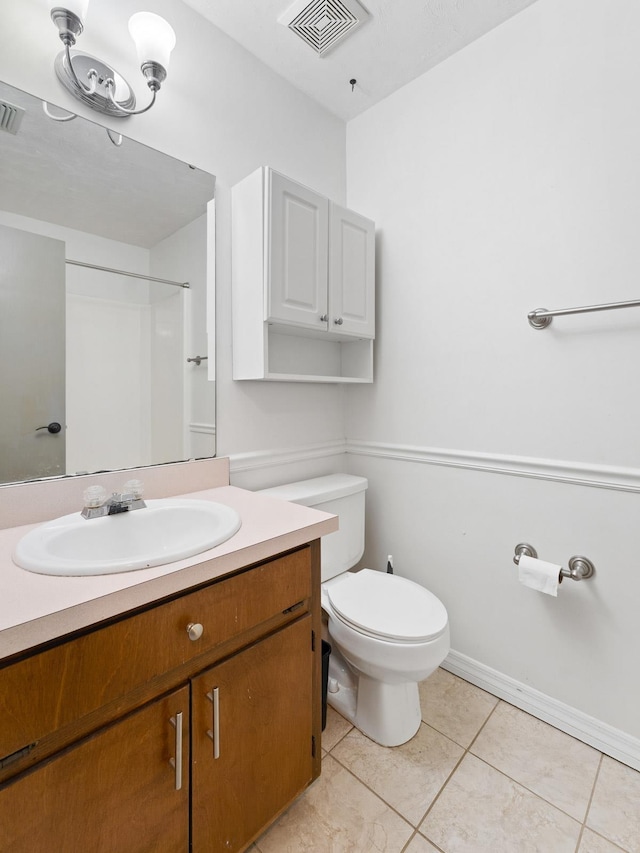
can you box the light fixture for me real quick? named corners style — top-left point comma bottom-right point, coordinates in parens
top-left (47, 2), bottom-right (176, 117)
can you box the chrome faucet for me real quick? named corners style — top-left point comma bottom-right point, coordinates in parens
top-left (81, 480), bottom-right (146, 519)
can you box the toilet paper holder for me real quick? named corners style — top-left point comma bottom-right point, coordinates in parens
top-left (513, 543), bottom-right (595, 582)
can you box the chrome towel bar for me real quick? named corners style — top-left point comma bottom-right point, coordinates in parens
top-left (513, 543), bottom-right (595, 582)
top-left (528, 298), bottom-right (640, 329)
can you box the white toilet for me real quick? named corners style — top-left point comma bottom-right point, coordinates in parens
top-left (260, 474), bottom-right (450, 747)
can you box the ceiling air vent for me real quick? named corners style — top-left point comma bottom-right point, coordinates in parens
top-left (0, 99), bottom-right (25, 135)
top-left (279, 0), bottom-right (369, 57)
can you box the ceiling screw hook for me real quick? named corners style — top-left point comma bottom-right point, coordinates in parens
top-left (349, 78), bottom-right (357, 92)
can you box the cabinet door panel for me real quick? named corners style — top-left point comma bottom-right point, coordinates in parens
top-left (192, 616), bottom-right (314, 852)
top-left (268, 170), bottom-right (329, 329)
top-left (329, 202), bottom-right (375, 338)
top-left (0, 686), bottom-right (189, 853)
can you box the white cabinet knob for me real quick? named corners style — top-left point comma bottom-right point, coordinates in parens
top-left (186, 622), bottom-right (204, 641)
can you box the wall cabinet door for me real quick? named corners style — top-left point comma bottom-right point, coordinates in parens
top-left (266, 172), bottom-right (375, 340)
top-left (329, 202), bottom-right (376, 339)
top-left (191, 616), bottom-right (314, 852)
top-left (267, 169), bottom-right (329, 331)
top-left (0, 686), bottom-right (189, 853)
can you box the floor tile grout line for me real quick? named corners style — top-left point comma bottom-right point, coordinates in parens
top-left (466, 747), bottom-right (601, 826)
top-left (576, 753), bottom-right (612, 853)
top-left (465, 699), bottom-right (606, 827)
top-left (331, 717), bottom-right (474, 828)
top-left (328, 750), bottom-right (418, 832)
top-left (399, 829), bottom-right (419, 852)
top-left (465, 696), bottom-right (503, 752)
top-left (414, 696), bottom-right (505, 837)
top-left (417, 674), bottom-right (500, 748)
top-left (323, 716), bottom-right (354, 754)
top-left (579, 827), bottom-right (629, 853)
top-left (399, 829), bottom-right (447, 853)
top-left (403, 828), bottom-right (448, 853)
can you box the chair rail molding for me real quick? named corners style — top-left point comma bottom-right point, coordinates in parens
top-left (228, 440), bottom-right (348, 474)
top-left (345, 440), bottom-right (640, 494)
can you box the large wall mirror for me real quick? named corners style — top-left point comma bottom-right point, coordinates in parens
top-left (0, 80), bottom-right (216, 487)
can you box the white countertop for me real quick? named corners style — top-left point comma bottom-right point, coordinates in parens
top-left (0, 485), bottom-right (337, 660)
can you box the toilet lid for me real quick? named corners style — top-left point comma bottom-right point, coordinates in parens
top-left (327, 569), bottom-right (448, 643)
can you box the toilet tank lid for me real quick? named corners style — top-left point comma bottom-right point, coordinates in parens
top-left (258, 474), bottom-right (368, 507)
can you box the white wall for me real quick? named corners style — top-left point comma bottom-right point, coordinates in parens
top-left (67, 293), bottom-right (153, 472)
top-left (346, 0), bottom-right (640, 754)
top-left (151, 220), bottom-right (207, 461)
top-left (0, 0), bottom-right (348, 470)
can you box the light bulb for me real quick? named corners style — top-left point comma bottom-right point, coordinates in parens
top-left (128, 12), bottom-right (176, 71)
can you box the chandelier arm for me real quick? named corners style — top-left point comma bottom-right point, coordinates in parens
top-left (64, 42), bottom-right (97, 95)
top-left (106, 81), bottom-right (157, 116)
top-left (106, 129), bottom-right (123, 146)
top-left (42, 101), bottom-right (77, 122)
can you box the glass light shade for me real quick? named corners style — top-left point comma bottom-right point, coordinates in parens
top-left (47, 0), bottom-right (90, 20)
top-left (128, 12), bottom-right (176, 71)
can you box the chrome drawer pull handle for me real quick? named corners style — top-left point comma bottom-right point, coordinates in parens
top-left (169, 712), bottom-right (183, 790)
top-left (206, 687), bottom-right (220, 759)
top-left (186, 622), bottom-right (204, 641)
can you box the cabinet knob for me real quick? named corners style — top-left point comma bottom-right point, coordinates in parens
top-left (319, 314), bottom-right (328, 322)
top-left (334, 317), bottom-right (344, 325)
top-left (186, 622), bottom-right (204, 641)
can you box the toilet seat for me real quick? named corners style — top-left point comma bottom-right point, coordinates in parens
top-left (327, 569), bottom-right (448, 644)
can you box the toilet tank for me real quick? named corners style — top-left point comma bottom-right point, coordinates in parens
top-left (258, 474), bottom-right (368, 582)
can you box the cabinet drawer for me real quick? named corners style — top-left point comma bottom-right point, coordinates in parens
top-left (0, 547), bottom-right (311, 763)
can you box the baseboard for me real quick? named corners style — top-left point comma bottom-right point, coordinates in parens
top-left (443, 650), bottom-right (640, 771)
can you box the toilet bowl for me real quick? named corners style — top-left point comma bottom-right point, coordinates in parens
top-left (259, 475), bottom-right (450, 747)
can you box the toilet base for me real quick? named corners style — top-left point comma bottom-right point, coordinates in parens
top-left (355, 676), bottom-right (422, 747)
top-left (326, 647), bottom-right (422, 747)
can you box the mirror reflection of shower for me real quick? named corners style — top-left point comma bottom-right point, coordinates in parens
top-left (66, 262), bottom-right (188, 476)
top-left (0, 210), bottom-right (214, 484)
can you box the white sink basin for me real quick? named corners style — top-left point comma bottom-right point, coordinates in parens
top-left (13, 499), bottom-right (242, 576)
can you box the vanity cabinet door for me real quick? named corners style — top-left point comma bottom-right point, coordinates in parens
top-left (191, 615), bottom-right (315, 852)
top-left (0, 686), bottom-right (189, 853)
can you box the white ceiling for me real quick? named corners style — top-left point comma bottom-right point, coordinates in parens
top-left (0, 81), bottom-right (215, 247)
top-left (181, 0), bottom-right (540, 121)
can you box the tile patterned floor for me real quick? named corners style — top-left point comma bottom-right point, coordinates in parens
top-left (252, 667), bottom-right (640, 852)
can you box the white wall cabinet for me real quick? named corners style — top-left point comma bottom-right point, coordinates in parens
top-left (232, 167), bottom-right (375, 382)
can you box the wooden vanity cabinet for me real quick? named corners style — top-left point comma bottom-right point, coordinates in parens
top-left (192, 616), bottom-right (314, 851)
top-left (0, 542), bottom-right (321, 853)
top-left (0, 687), bottom-right (190, 853)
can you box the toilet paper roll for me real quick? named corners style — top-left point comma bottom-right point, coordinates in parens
top-left (518, 554), bottom-right (561, 596)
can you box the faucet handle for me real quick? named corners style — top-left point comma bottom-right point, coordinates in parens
top-left (83, 485), bottom-right (107, 508)
top-left (123, 479), bottom-right (144, 499)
